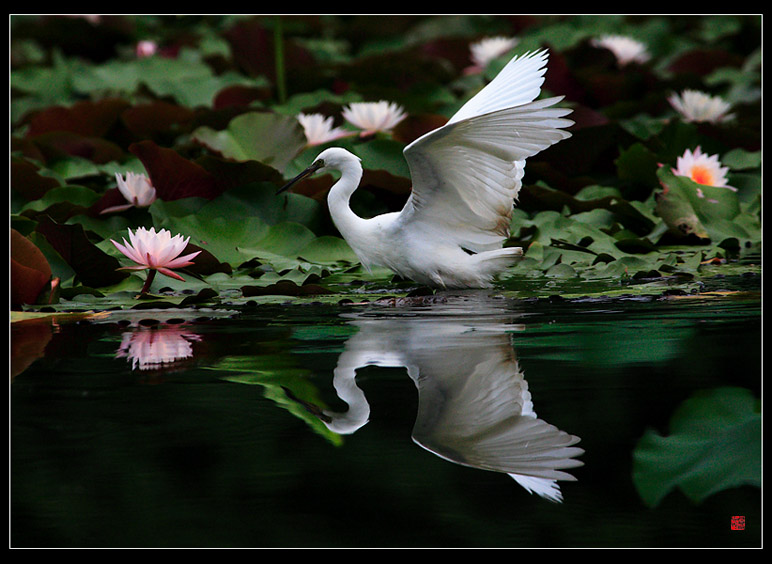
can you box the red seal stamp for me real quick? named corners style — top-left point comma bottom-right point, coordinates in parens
top-left (731, 516), bottom-right (745, 530)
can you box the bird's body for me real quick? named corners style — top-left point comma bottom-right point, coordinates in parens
top-left (280, 50), bottom-right (572, 288)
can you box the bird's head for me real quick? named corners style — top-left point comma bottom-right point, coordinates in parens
top-left (276, 148), bottom-right (361, 195)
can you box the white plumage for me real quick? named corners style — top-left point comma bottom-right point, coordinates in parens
top-left (279, 50), bottom-right (573, 288)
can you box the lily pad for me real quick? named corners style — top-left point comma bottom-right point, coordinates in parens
top-left (633, 387), bottom-right (761, 507)
top-left (192, 111), bottom-right (306, 172)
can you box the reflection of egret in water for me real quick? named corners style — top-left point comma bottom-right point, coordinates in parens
top-left (116, 325), bottom-right (202, 371)
top-left (323, 294), bottom-right (584, 502)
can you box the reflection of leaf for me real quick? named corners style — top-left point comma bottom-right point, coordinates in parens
top-left (11, 317), bottom-right (53, 378)
top-left (211, 354), bottom-right (343, 446)
top-left (633, 387), bottom-right (760, 508)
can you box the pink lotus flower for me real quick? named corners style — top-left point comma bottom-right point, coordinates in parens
top-left (297, 113), bottom-right (353, 146)
top-left (101, 172), bottom-right (157, 214)
top-left (135, 40), bottom-right (158, 58)
top-left (111, 227), bottom-right (201, 293)
top-left (342, 101), bottom-right (407, 137)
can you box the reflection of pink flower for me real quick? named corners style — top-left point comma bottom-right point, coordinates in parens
top-left (116, 327), bottom-right (201, 371)
top-left (111, 227), bottom-right (201, 294)
top-left (342, 101), bottom-right (406, 136)
top-left (101, 172), bottom-right (157, 214)
top-left (673, 146), bottom-right (733, 189)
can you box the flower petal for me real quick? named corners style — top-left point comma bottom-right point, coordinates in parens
top-left (156, 267), bottom-right (186, 281)
top-left (164, 250), bottom-right (202, 269)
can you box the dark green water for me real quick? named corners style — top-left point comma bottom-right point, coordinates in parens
top-left (11, 286), bottom-right (761, 548)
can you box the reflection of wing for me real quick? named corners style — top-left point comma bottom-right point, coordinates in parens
top-left (409, 326), bottom-right (583, 503)
top-left (322, 294), bottom-right (584, 502)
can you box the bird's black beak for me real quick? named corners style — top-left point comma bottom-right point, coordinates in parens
top-left (276, 160), bottom-right (324, 195)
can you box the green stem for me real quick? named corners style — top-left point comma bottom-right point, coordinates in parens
top-left (274, 16), bottom-right (286, 104)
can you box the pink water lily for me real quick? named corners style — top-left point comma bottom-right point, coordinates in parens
top-left (342, 101), bottom-right (407, 136)
top-left (101, 172), bottom-right (157, 214)
top-left (111, 227), bottom-right (201, 293)
top-left (297, 113), bottom-right (352, 146)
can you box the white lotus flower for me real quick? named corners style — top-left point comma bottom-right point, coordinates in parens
top-left (342, 101), bottom-right (407, 136)
top-left (591, 35), bottom-right (650, 66)
top-left (297, 113), bottom-right (352, 146)
top-left (668, 89), bottom-right (734, 123)
top-left (101, 172), bottom-right (157, 214)
top-left (673, 146), bottom-right (732, 189)
top-left (111, 227), bottom-right (201, 284)
top-left (470, 36), bottom-right (520, 69)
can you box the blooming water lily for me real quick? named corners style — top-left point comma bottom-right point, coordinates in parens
top-left (111, 227), bottom-right (201, 294)
top-left (668, 89), bottom-right (733, 123)
top-left (469, 36), bottom-right (519, 71)
top-left (297, 113), bottom-right (352, 146)
top-left (342, 101), bottom-right (407, 136)
top-left (591, 35), bottom-right (650, 66)
top-left (673, 146), bottom-right (732, 189)
top-left (101, 172), bottom-right (157, 214)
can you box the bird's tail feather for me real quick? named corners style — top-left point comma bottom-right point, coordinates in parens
top-left (472, 246), bottom-right (523, 278)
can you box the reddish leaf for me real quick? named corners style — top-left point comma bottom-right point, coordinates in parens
top-left (34, 215), bottom-right (128, 288)
top-left (213, 84), bottom-right (271, 110)
top-left (29, 131), bottom-right (125, 164)
top-left (10, 228), bottom-right (52, 308)
top-left (183, 243), bottom-right (232, 276)
top-left (11, 156), bottom-right (61, 201)
top-left (129, 140), bottom-right (222, 200)
top-left (121, 101), bottom-right (195, 139)
top-left (242, 280), bottom-right (333, 297)
top-left (24, 97), bottom-right (130, 137)
top-left (88, 187), bottom-right (131, 216)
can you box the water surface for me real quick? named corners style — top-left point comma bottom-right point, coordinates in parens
top-left (11, 287), bottom-right (761, 547)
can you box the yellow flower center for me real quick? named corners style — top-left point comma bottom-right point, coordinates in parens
top-left (690, 165), bottom-right (714, 186)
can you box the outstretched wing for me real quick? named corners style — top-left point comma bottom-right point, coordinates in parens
top-left (400, 50), bottom-right (572, 252)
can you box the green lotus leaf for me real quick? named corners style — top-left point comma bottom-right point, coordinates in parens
top-left (633, 387), bottom-right (761, 507)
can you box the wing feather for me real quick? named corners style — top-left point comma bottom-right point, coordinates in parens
top-left (400, 50), bottom-right (572, 252)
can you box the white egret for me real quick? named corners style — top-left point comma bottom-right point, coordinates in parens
top-left (278, 50), bottom-right (573, 288)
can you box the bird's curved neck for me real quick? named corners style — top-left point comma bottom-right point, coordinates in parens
top-left (327, 160), bottom-right (367, 238)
